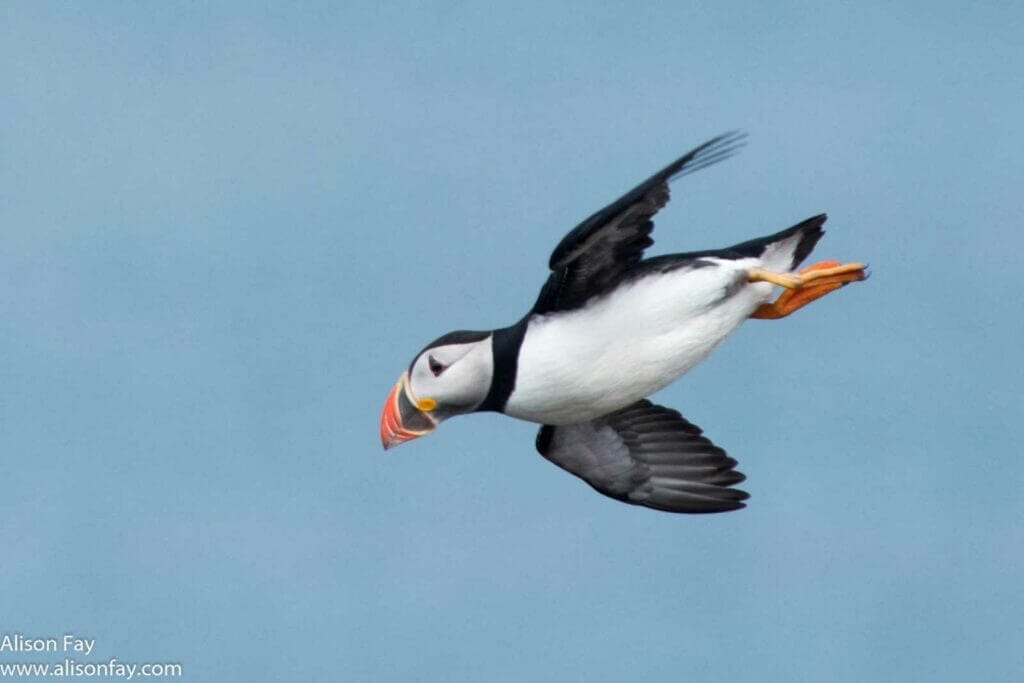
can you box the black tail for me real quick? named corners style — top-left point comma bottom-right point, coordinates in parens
top-left (726, 213), bottom-right (827, 271)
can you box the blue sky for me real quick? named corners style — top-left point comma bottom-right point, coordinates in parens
top-left (2, 2), bottom-right (1022, 681)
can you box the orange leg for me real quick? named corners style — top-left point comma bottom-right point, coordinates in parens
top-left (750, 260), bottom-right (867, 320)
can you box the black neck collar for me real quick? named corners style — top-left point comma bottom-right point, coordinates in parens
top-left (477, 316), bottom-right (529, 413)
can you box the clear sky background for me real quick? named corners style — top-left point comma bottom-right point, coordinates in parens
top-left (2, 2), bottom-right (1022, 681)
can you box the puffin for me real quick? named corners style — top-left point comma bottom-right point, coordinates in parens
top-left (380, 133), bottom-right (866, 514)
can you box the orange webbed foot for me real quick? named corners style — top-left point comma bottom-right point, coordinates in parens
top-left (750, 261), bottom-right (867, 320)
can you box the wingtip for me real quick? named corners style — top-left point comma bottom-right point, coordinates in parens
top-left (671, 132), bottom-right (749, 181)
top-left (711, 129), bottom-right (748, 145)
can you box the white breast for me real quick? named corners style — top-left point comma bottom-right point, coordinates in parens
top-left (504, 259), bottom-right (774, 425)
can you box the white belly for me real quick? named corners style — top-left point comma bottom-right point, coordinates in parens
top-left (504, 259), bottom-right (774, 425)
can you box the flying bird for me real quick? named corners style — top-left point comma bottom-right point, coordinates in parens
top-left (381, 133), bottom-right (866, 513)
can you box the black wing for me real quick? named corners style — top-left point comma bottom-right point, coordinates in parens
top-left (531, 132), bottom-right (746, 314)
top-left (536, 400), bottom-right (749, 514)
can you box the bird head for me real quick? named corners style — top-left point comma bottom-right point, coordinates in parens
top-left (380, 330), bottom-right (493, 450)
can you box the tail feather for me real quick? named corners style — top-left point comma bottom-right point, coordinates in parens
top-left (726, 214), bottom-right (827, 272)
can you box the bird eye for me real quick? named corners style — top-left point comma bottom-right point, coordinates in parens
top-left (428, 355), bottom-right (446, 377)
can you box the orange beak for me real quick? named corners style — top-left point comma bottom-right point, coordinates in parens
top-left (380, 373), bottom-right (437, 450)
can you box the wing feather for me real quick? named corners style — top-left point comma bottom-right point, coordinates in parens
top-left (535, 399), bottom-right (749, 514)
top-left (532, 133), bottom-right (745, 314)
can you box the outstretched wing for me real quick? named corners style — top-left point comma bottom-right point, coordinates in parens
top-left (535, 400), bottom-right (749, 514)
top-left (531, 132), bottom-right (746, 314)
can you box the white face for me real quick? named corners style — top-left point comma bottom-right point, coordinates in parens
top-left (407, 338), bottom-right (494, 418)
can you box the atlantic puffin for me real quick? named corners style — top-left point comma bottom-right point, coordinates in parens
top-left (381, 133), bottom-right (866, 513)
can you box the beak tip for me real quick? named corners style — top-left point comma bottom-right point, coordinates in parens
top-left (380, 418), bottom-right (400, 451)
